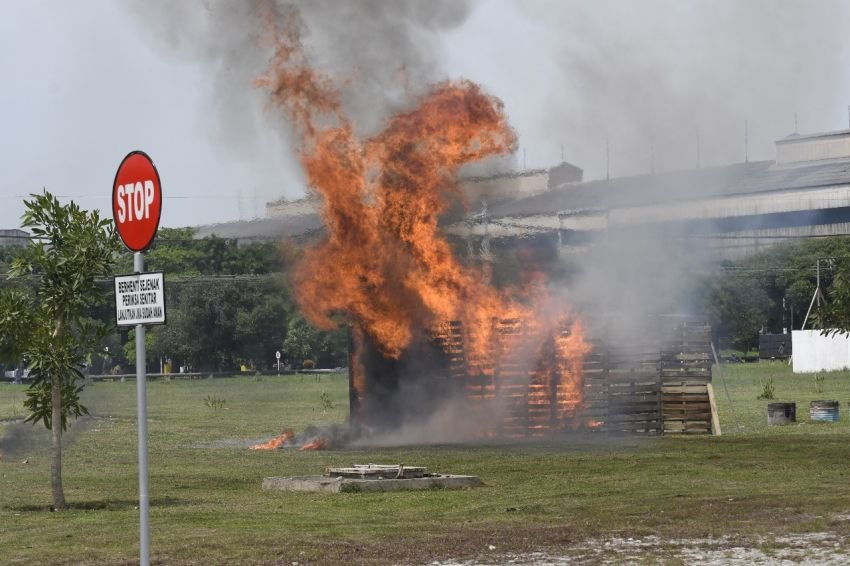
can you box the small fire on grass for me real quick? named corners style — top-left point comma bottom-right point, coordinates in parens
top-left (299, 437), bottom-right (329, 451)
top-left (250, 425), bottom-right (344, 451)
top-left (249, 430), bottom-right (294, 450)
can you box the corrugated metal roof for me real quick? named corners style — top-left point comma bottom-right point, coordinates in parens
top-left (777, 128), bottom-right (850, 143)
top-left (489, 158), bottom-right (850, 218)
top-left (193, 213), bottom-right (323, 241)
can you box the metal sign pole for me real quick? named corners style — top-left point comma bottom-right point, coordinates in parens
top-left (134, 251), bottom-right (150, 566)
top-left (113, 151), bottom-right (160, 566)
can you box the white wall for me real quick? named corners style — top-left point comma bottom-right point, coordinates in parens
top-left (776, 132), bottom-right (850, 164)
top-left (792, 329), bottom-right (850, 373)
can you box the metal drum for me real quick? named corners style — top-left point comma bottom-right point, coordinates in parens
top-left (809, 400), bottom-right (840, 422)
top-left (767, 402), bottom-right (796, 425)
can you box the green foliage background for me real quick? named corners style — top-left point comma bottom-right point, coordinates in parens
top-left (703, 236), bottom-right (850, 350)
top-left (110, 228), bottom-right (347, 372)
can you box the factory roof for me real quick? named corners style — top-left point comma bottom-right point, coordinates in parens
top-left (0, 228), bottom-right (30, 247)
top-left (488, 157), bottom-right (850, 218)
top-left (188, 150), bottom-right (850, 241)
top-left (777, 128), bottom-right (850, 143)
top-left (193, 213), bottom-right (323, 242)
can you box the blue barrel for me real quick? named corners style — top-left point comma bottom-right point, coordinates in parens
top-left (809, 400), bottom-right (840, 422)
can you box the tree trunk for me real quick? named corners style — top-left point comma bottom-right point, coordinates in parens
top-left (50, 371), bottom-right (65, 509)
top-left (51, 317), bottom-right (66, 510)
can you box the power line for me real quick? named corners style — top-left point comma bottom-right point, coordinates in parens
top-left (13, 194), bottom-right (254, 201)
top-left (0, 234), bottom-right (288, 243)
top-left (1, 273), bottom-right (283, 283)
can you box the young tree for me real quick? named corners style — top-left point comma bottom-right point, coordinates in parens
top-left (0, 191), bottom-right (117, 509)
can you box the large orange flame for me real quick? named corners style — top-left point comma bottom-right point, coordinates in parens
top-left (256, 6), bottom-right (524, 354)
top-left (255, 5), bottom-right (591, 430)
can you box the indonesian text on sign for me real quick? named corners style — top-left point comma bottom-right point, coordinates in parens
top-left (114, 272), bottom-right (166, 326)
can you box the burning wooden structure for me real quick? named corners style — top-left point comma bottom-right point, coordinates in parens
top-left (349, 316), bottom-right (713, 438)
top-left (253, 9), bottom-right (714, 441)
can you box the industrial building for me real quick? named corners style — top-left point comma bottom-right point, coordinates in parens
top-left (450, 128), bottom-right (850, 259)
top-left (193, 128), bottom-right (850, 260)
top-left (0, 229), bottom-right (29, 248)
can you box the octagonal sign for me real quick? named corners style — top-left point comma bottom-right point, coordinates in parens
top-left (112, 151), bottom-right (162, 252)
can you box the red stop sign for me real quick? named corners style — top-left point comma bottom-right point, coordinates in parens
top-left (112, 151), bottom-right (162, 252)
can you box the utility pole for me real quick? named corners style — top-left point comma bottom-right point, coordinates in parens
top-left (696, 128), bottom-right (701, 169)
top-left (817, 259), bottom-right (822, 309)
top-left (650, 132), bottom-right (655, 174)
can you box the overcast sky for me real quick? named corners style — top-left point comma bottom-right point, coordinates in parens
top-left (1, 0), bottom-right (849, 230)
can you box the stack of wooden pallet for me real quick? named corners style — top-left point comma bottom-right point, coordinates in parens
top-left (423, 315), bottom-right (716, 437)
top-left (581, 318), bottom-right (715, 435)
top-left (582, 348), bottom-right (663, 433)
top-left (660, 322), bottom-right (714, 434)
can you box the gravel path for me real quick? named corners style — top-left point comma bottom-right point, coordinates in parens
top-left (432, 532), bottom-right (850, 565)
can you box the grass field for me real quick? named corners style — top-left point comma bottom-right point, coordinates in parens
top-left (3, 364), bottom-right (850, 564)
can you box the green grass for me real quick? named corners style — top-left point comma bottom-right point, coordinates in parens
top-left (3, 367), bottom-right (850, 564)
top-left (713, 361), bottom-right (850, 434)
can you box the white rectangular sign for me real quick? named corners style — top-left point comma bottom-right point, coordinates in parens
top-left (114, 272), bottom-right (166, 326)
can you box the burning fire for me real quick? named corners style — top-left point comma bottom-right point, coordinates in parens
top-left (250, 430), bottom-right (294, 450)
top-left (299, 437), bottom-right (329, 451)
top-left (254, 5), bottom-right (592, 435)
top-left (250, 430), bottom-right (331, 451)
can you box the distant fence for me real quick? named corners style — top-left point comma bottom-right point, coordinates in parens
top-left (1, 368), bottom-right (347, 384)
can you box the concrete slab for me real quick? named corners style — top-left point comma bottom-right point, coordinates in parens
top-left (262, 474), bottom-right (482, 493)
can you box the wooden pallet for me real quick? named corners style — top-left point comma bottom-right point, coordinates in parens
top-left (424, 316), bottom-right (714, 437)
top-left (580, 319), bottom-right (713, 435)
